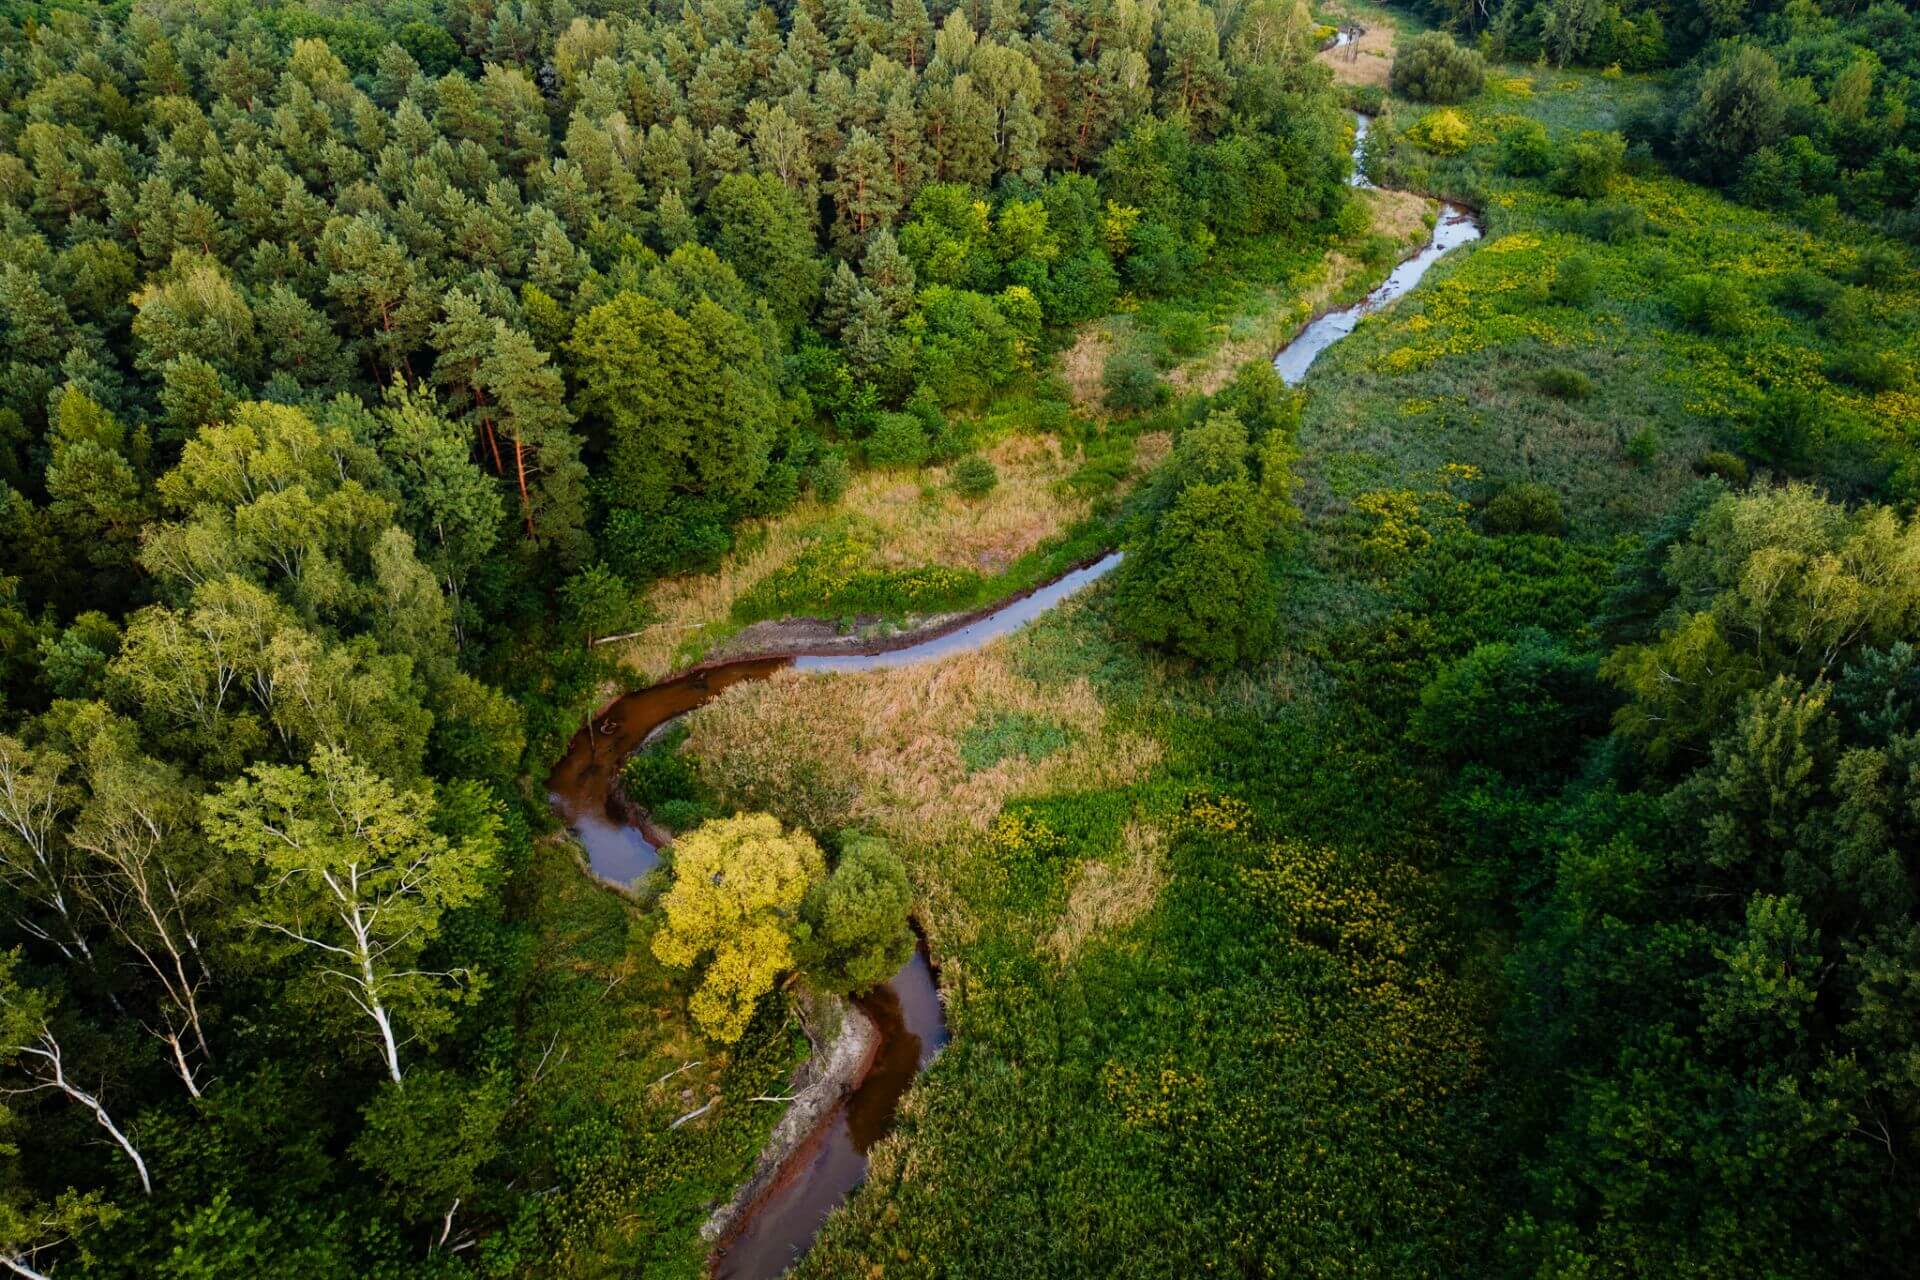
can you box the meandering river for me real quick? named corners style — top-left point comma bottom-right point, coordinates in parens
top-left (1274, 114), bottom-right (1483, 386)
top-left (545, 107), bottom-right (1482, 1280)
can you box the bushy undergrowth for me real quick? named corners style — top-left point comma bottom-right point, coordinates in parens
top-left (732, 527), bottom-right (985, 623)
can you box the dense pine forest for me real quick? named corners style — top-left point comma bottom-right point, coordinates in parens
top-left (0, 0), bottom-right (1916, 1274)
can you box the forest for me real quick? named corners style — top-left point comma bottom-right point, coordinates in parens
top-left (0, 0), bottom-right (1915, 1275)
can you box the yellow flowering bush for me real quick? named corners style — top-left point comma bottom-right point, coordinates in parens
top-left (1407, 108), bottom-right (1472, 156)
top-left (652, 813), bottom-right (826, 1042)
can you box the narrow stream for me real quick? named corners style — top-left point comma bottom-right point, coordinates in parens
top-left (1274, 114), bottom-right (1483, 387)
top-left (712, 948), bottom-right (948, 1280)
top-left (546, 107), bottom-right (1481, 1280)
top-left (545, 556), bottom-right (1121, 1279)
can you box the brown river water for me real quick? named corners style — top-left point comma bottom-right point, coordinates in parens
top-left (544, 122), bottom-right (1482, 1275)
top-left (545, 555), bottom-right (1119, 1278)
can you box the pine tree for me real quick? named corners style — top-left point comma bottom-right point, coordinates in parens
top-left (891, 0), bottom-right (936, 68)
top-left (829, 127), bottom-right (905, 251)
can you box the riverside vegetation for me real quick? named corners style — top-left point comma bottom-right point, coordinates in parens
top-left (0, 0), bottom-right (1917, 1278)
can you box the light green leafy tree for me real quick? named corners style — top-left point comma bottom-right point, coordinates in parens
top-left (203, 747), bottom-right (496, 1083)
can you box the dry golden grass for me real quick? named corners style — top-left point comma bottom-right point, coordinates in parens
top-left (613, 435), bottom-right (1093, 680)
top-left (1168, 189), bottom-right (1437, 396)
top-left (1318, 23), bottom-right (1395, 87)
top-left (681, 640), bottom-right (1163, 944)
top-left (1044, 821), bottom-right (1168, 963)
top-left (1059, 323), bottom-right (1116, 413)
top-left (1132, 430), bottom-right (1173, 472)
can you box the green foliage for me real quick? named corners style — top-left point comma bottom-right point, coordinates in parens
top-left (959, 711), bottom-right (1074, 771)
top-left (1741, 386), bottom-right (1825, 473)
top-left (865, 412), bottom-right (931, 468)
top-left (809, 451), bottom-right (853, 504)
top-left (568, 283), bottom-right (781, 514)
top-left (1674, 45), bottom-right (1790, 187)
top-left (1410, 628), bottom-right (1610, 771)
top-left (1547, 255), bottom-right (1600, 307)
top-left (1482, 481), bottom-right (1569, 535)
top-left (1534, 365), bottom-right (1595, 399)
top-left (350, 1067), bottom-right (510, 1218)
top-left (620, 725), bottom-right (710, 827)
top-left (1499, 118), bottom-right (1555, 176)
top-left (1668, 273), bottom-right (1750, 335)
top-left (1550, 130), bottom-right (1626, 198)
top-left (1692, 449), bottom-right (1749, 486)
top-left (1624, 424), bottom-right (1660, 466)
top-left (1116, 476), bottom-right (1276, 665)
top-left (1102, 344), bottom-right (1167, 414)
top-left (1391, 31), bottom-right (1488, 104)
top-left (559, 562), bottom-right (631, 647)
top-left (204, 747), bottom-right (498, 1082)
top-left (797, 834), bottom-right (914, 996)
top-left (949, 453), bottom-right (1000, 498)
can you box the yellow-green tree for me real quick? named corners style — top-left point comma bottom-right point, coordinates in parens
top-left (652, 814), bottom-right (825, 1042)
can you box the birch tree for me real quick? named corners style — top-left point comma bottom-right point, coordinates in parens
top-left (0, 951), bottom-right (150, 1195)
top-left (0, 740), bottom-right (93, 969)
top-left (66, 712), bottom-right (227, 1098)
top-left (203, 747), bottom-right (495, 1084)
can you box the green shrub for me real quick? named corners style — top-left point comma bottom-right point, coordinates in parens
top-left (1103, 344), bottom-right (1165, 414)
top-left (1741, 386), bottom-right (1824, 472)
top-left (1481, 482), bottom-right (1567, 536)
top-left (1409, 628), bottom-right (1609, 771)
top-left (1160, 310), bottom-right (1209, 357)
top-left (621, 726), bottom-right (709, 821)
top-left (1334, 196), bottom-right (1373, 241)
top-left (1579, 201), bottom-right (1646, 243)
top-left (604, 499), bottom-right (731, 580)
top-left (1499, 119), bottom-right (1554, 176)
top-left (1390, 31), bottom-right (1486, 104)
top-left (797, 834), bottom-right (914, 996)
top-left (1625, 425), bottom-right (1659, 466)
top-left (1668, 274), bottom-right (1749, 335)
top-left (1551, 131), bottom-right (1626, 198)
top-left (1549, 255), bottom-right (1601, 307)
top-left (1346, 83), bottom-right (1386, 114)
top-left (1851, 242), bottom-right (1906, 289)
top-left (1692, 450), bottom-right (1749, 485)
top-left (1772, 268), bottom-right (1840, 315)
top-left (809, 450), bottom-right (851, 503)
top-left (1115, 475), bottom-right (1276, 665)
top-left (1829, 346), bottom-right (1911, 392)
top-left (1823, 287), bottom-right (1873, 344)
top-left (866, 412), bottom-right (930, 467)
top-left (654, 798), bottom-right (708, 831)
top-left (950, 453), bottom-right (1000, 498)
top-left (1535, 366), bottom-right (1594, 399)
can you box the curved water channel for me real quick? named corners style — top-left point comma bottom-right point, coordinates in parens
top-left (545, 110), bottom-right (1481, 1280)
top-left (546, 555), bottom-right (1122, 1278)
top-left (1274, 113), bottom-right (1484, 386)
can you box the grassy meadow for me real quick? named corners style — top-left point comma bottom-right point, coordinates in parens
top-left (632, 25), bottom-right (1920, 1276)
